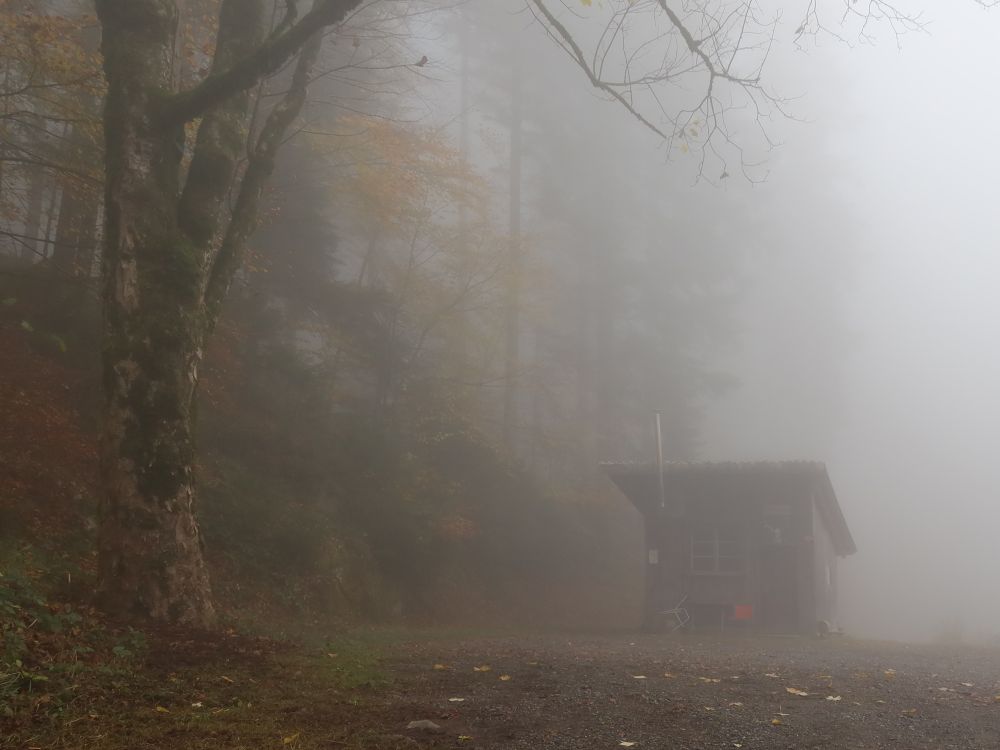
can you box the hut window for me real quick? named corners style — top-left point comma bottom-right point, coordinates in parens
top-left (691, 526), bottom-right (745, 574)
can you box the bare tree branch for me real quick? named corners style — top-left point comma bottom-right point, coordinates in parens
top-left (162, 0), bottom-right (362, 126)
top-left (528, 0), bottom-right (940, 179)
top-left (528, 0), bottom-right (668, 138)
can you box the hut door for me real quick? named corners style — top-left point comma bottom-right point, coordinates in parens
top-left (761, 546), bottom-right (799, 631)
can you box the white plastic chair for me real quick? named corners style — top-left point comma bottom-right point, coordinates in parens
top-left (661, 594), bottom-right (690, 632)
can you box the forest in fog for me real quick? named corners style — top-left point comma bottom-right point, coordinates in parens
top-left (5, 0), bottom-right (1000, 646)
top-left (2, 0), bottom-right (811, 629)
top-left (13, 1), bottom-right (1000, 748)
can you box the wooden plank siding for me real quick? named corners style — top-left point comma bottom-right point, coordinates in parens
top-left (605, 461), bottom-right (855, 634)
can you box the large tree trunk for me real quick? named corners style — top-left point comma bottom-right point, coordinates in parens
top-left (95, 0), bottom-right (217, 626)
top-left (98, 325), bottom-right (213, 624)
top-left (94, 0), bottom-right (340, 626)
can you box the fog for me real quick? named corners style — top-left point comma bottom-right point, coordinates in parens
top-left (6, 0), bottom-right (1000, 643)
top-left (17, 4), bottom-right (1000, 747)
top-left (445, 0), bottom-right (1000, 642)
top-left (444, 0), bottom-right (1000, 642)
top-left (699, 2), bottom-right (1000, 641)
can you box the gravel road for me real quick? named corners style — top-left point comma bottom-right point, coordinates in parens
top-left (377, 633), bottom-right (1000, 749)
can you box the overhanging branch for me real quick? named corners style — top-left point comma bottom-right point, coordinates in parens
top-left (202, 33), bottom-right (325, 330)
top-left (528, 0), bottom-right (668, 139)
top-left (161, 0), bottom-right (362, 126)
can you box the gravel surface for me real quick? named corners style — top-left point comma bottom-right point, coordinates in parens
top-left (379, 633), bottom-right (1000, 749)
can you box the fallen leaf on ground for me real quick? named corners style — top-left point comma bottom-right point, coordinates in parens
top-left (499, 674), bottom-right (512, 681)
top-left (619, 742), bottom-right (637, 747)
top-left (473, 665), bottom-right (491, 672)
top-left (191, 702), bottom-right (203, 708)
top-left (785, 687), bottom-right (808, 696)
top-left (961, 682), bottom-right (974, 687)
top-left (407, 720), bottom-right (441, 731)
top-left (220, 675), bottom-right (235, 684)
top-left (826, 695), bottom-right (842, 702)
top-left (728, 701), bottom-right (743, 707)
top-left (901, 708), bottom-right (917, 716)
top-left (154, 706), bottom-right (170, 714)
top-left (883, 669), bottom-right (897, 679)
top-left (432, 664), bottom-right (449, 670)
top-left (282, 733), bottom-right (300, 745)
top-left (448, 697), bottom-right (466, 702)
top-left (458, 736), bottom-right (473, 742)
top-left (771, 718), bottom-right (783, 726)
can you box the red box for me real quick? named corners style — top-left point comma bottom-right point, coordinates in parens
top-left (732, 604), bottom-right (754, 621)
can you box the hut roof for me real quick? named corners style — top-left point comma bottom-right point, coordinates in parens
top-left (602, 460), bottom-right (856, 556)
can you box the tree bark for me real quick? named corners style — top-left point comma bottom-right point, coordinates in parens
top-left (94, 0), bottom-right (350, 626)
top-left (95, 0), bottom-right (218, 626)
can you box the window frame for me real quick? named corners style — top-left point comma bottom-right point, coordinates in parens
top-left (690, 525), bottom-right (746, 575)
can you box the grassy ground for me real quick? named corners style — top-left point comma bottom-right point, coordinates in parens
top-left (2, 598), bottom-right (413, 750)
top-left (0, 560), bottom-right (502, 750)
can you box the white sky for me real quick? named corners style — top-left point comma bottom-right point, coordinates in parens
top-left (701, 1), bottom-right (1000, 640)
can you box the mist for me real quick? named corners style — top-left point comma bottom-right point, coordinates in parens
top-left (435, 0), bottom-right (1000, 643)
top-left (9, 4), bottom-right (1000, 745)
top-left (11, 1), bottom-right (1000, 747)
top-left (700, 1), bottom-right (1000, 642)
top-left (436, 0), bottom-right (1000, 643)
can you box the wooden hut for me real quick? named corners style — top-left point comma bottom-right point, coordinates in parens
top-left (604, 461), bottom-right (856, 633)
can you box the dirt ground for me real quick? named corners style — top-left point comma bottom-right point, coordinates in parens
top-left (378, 633), bottom-right (1000, 750)
top-left (10, 630), bottom-right (1000, 749)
